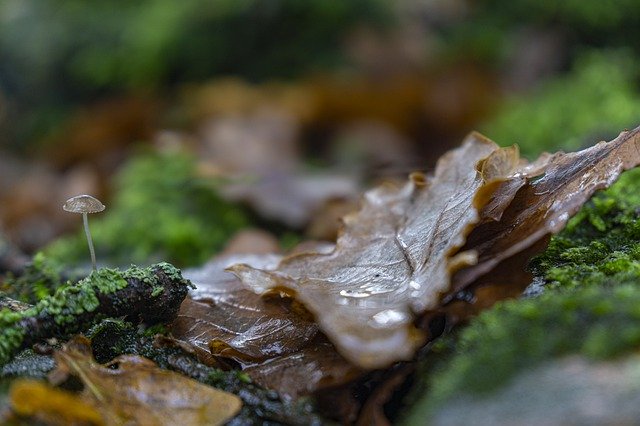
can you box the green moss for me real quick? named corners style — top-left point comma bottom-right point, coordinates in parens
top-left (0, 263), bottom-right (187, 366)
top-left (1, 253), bottom-right (74, 304)
top-left (0, 316), bottom-right (26, 368)
top-left (142, 323), bottom-right (168, 337)
top-left (28, 268), bottom-right (130, 328)
top-left (44, 151), bottom-right (249, 267)
top-left (483, 51), bottom-right (640, 157)
top-left (531, 167), bottom-right (640, 290)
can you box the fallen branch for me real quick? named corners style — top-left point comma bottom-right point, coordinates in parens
top-left (0, 262), bottom-right (193, 365)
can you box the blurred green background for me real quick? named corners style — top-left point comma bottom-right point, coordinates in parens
top-left (0, 0), bottom-right (639, 261)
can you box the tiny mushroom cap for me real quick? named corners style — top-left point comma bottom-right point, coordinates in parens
top-left (63, 195), bottom-right (105, 214)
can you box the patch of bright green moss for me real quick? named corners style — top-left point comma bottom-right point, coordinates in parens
top-left (531, 167), bottom-right (640, 289)
top-left (483, 51), bottom-right (640, 157)
top-left (0, 312), bottom-right (27, 368)
top-left (44, 150), bottom-right (249, 267)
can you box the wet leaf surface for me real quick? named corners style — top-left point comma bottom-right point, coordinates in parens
top-left (172, 254), bottom-right (318, 364)
top-left (171, 253), bottom-right (361, 398)
top-left (230, 128), bottom-right (640, 369)
top-left (229, 134), bottom-right (519, 368)
top-left (49, 337), bottom-right (242, 426)
top-left (172, 297), bottom-right (318, 365)
top-left (453, 126), bottom-right (640, 292)
top-left (242, 337), bottom-right (363, 399)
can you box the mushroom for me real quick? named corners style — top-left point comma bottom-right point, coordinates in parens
top-left (63, 194), bottom-right (105, 271)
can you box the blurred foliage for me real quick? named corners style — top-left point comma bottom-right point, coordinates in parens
top-left (1, 253), bottom-right (69, 304)
top-left (483, 51), bottom-right (640, 157)
top-left (0, 0), bottom-right (390, 88)
top-left (403, 166), bottom-right (640, 423)
top-left (444, 0), bottom-right (640, 63)
top-left (0, 0), bottom-right (391, 148)
top-left (44, 150), bottom-right (249, 268)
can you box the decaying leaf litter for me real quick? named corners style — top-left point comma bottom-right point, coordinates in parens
top-left (10, 337), bottom-right (242, 426)
top-left (3, 126), bottom-right (640, 424)
top-left (173, 127), bottom-right (640, 416)
top-left (227, 126), bottom-right (640, 368)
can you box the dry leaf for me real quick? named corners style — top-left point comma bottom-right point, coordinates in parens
top-left (229, 134), bottom-right (518, 368)
top-left (10, 379), bottom-right (104, 425)
top-left (50, 337), bottom-right (241, 426)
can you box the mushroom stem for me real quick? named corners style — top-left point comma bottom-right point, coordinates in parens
top-left (82, 212), bottom-right (97, 271)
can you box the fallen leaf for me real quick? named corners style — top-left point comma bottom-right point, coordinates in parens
top-left (10, 379), bottom-right (103, 425)
top-left (230, 127), bottom-right (640, 369)
top-left (172, 297), bottom-right (318, 365)
top-left (220, 228), bottom-right (280, 255)
top-left (50, 337), bottom-right (241, 426)
top-left (221, 171), bottom-right (359, 228)
top-left (230, 134), bottom-right (518, 368)
top-left (171, 253), bottom-right (362, 398)
top-left (172, 254), bottom-right (318, 365)
top-left (355, 363), bottom-right (415, 426)
top-left (452, 126), bottom-right (640, 292)
top-left (242, 337), bottom-right (363, 400)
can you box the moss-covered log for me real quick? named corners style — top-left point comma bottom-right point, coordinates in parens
top-left (0, 262), bottom-right (192, 366)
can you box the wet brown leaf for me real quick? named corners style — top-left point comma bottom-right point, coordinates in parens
top-left (172, 297), bottom-right (318, 365)
top-left (50, 337), bottom-right (242, 426)
top-left (453, 126), bottom-right (640, 292)
top-left (171, 253), bottom-right (362, 397)
top-left (231, 127), bottom-right (640, 370)
top-left (230, 134), bottom-right (519, 368)
top-left (172, 254), bottom-right (318, 365)
top-left (242, 337), bottom-right (363, 399)
top-left (355, 363), bottom-right (415, 426)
